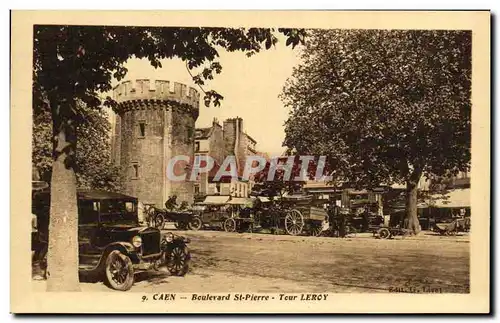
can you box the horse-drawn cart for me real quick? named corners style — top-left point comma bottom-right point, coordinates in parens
top-left (253, 195), bottom-right (329, 236)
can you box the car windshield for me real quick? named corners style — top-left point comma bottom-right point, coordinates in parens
top-left (98, 200), bottom-right (138, 225)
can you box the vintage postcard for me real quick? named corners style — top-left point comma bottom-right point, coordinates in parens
top-left (11, 10), bottom-right (490, 313)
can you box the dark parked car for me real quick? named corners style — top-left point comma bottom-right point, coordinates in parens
top-left (31, 189), bottom-right (191, 291)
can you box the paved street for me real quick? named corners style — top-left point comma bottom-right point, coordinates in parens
top-left (33, 228), bottom-right (470, 293)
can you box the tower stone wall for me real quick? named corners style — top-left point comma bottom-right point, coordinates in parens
top-left (112, 79), bottom-right (200, 207)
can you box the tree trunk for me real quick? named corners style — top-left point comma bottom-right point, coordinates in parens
top-left (46, 110), bottom-right (81, 291)
top-left (405, 181), bottom-right (421, 235)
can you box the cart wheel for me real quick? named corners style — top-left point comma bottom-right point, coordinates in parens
top-left (224, 218), bottom-right (237, 233)
top-left (377, 227), bottom-right (391, 239)
top-left (309, 224), bottom-right (323, 237)
top-left (284, 209), bottom-right (304, 236)
top-left (188, 217), bottom-right (202, 231)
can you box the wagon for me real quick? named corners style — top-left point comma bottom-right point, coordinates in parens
top-left (253, 195), bottom-right (329, 236)
top-left (222, 197), bottom-right (255, 233)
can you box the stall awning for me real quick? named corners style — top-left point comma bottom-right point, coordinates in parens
top-left (428, 188), bottom-right (470, 208)
top-left (227, 197), bottom-right (254, 205)
top-left (201, 195), bottom-right (231, 205)
top-left (306, 189), bottom-right (340, 194)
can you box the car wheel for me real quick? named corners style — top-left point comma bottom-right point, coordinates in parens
top-left (377, 227), bottom-right (391, 239)
top-left (104, 250), bottom-right (134, 291)
top-left (154, 214), bottom-right (165, 230)
top-left (188, 217), bottom-right (202, 231)
top-left (166, 246), bottom-right (190, 276)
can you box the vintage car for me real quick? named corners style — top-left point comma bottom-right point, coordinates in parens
top-left (31, 189), bottom-right (191, 291)
top-left (191, 202), bottom-right (232, 230)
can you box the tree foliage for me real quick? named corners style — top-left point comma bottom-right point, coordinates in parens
top-left (34, 26), bottom-right (306, 115)
top-left (281, 29), bottom-right (471, 233)
top-left (32, 104), bottom-right (121, 191)
top-left (251, 156), bottom-right (318, 199)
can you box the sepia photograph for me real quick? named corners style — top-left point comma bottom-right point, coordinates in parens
top-left (11, 10), bottom-right (490, 313)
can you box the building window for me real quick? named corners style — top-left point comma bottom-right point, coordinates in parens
top-left (132, 163), bottom-right (139, 179)
top-left (194, 184), bottom-right (200, 195)
top-left (195, 141), bottom-right (200, 152)
top-left (138, 122), bottom-right (146, 138)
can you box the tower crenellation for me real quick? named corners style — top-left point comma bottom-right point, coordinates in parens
top-left (113, 79), bottom-right (201, 114)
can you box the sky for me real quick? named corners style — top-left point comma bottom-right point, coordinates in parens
top-left (109, 37), bottom-right (303, 157)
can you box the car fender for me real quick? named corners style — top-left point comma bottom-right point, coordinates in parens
top-left (96, 242), bottom-right (139, 270)
top-left (163, 239), bottom-right (190, 258)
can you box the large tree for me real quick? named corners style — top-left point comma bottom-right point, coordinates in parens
top-left (281, 29), bottom-right (471, 234)
top-left (33, 26), bottom-right (305, 291)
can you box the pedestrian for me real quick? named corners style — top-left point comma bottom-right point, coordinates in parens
top-left (31, 213), bottom-right (37, 261)
top-left (339, 210), bottom-right (347, 238)
top-left (165, 195), bottom-right (178, 211)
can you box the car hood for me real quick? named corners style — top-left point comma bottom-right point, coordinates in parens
top-left (101, 225), bottom-right (160, 235)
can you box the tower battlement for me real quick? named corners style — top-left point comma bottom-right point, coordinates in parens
top-left (113, 79), bottom-right (201, 110)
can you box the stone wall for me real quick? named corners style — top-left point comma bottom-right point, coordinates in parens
top-left (170, 108), bottom-right (196, 204)
top-left (119, 109), bottom-right (164, 206)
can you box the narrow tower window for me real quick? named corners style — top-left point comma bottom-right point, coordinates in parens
top-left (132, 163), bottom-right (139, 179)
top-left (138, 122), bottom-right (146, 137)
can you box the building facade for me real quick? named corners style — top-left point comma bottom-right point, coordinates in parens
top-left (194, 117), bottom-right (258, 201)
top-left (111, 79), bottom-right (200, 207)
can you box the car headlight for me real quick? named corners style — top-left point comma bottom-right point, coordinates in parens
top-left (165, 232), bottom-right (174, 243)
top-left (132, 235), bottom-right (142, 248)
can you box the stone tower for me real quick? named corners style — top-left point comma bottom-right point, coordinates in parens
top-left (112, 79), bottom-right (200, 207)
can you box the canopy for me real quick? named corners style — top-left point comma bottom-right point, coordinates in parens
top-left (77, 190), bottom-right (137, 201)
top-left (427, 189), bottom-right (470, 208)
top-left (283, 194), bottom-right (313, 200)
top-left (226, 197), bottom-right (254, 205)
top-left (201, 195), bottom-right (231, 205)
